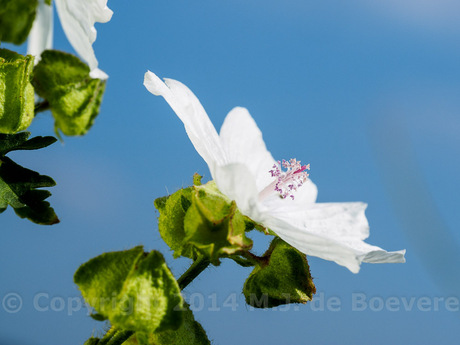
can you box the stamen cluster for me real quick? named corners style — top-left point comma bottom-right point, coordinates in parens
top-left (269, 159), bottom-right (310, 200)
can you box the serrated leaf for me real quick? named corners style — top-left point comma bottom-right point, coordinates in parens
top-left (74, 247), bottom-right (185, 334)
top-left (183, 181), bottom-right (253, 265)
top-left (0, 132), bottom-right (30, 155)
top-left (0, 132), bottom-right (58, 225)
top-left (0, 0), bottom-right (38, 45)
top-left (0, 49), bottom-right (35, 134)
top-left (0, 132), bottom-right (56, 155)
top-left (243, 238), bottom-right (316, 308)
top-left (32, 50), bottom-right (106, 136)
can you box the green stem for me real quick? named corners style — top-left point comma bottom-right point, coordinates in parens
top-left (97, 326), bottom-right (117, 345)
top-left (96, 328), bottom-right (134, 345)
top-left (177, 256), bottom-right (210, 290)
top-left (106, 330), bottom-right (135, 345)
top-left (34, 100), bottom-right (50, 114)
top-left (240, 251), bottom-right (269, 266)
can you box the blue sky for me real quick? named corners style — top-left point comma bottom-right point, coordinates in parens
top-left (1, 1), bottom-right (460, 344)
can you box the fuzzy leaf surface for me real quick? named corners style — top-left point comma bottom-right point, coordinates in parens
top-left (243, 238), bottom-right (316, 308)
top-left (74, 247), bottom-right (184, 334)
top-left (129, 304), bottom-right (210, 345)
top-left (0, 0), bottom-right (38, 45)
top-left (32, 50), bottom-right (106, 136)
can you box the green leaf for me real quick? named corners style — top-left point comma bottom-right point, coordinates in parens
top-left (184, 181), bottom-right (253, 265)
top-left (131, 304), bottom-right (211, 345)
top-left (74, 247), bottom-right (185, 334)
top-left (154, 187), bottom-right (196, 259)
top-left (74, 247), bottom-right (144, 315)
top-left (0, 49), bottom-right (35, 134)
top-left (243, 238), bottom-right (316, 308)
top-left (112, 251), bottom-right (184, 333)
top-left (0, 131), bottom-right (56, 155)
top-left (32, 50), bottom-right (106, 136)
top-left (0, 0), bottom-right (38, 45)
top-left (0, 132), bottom-right (58, 225)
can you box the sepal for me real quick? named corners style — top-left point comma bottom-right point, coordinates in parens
top-left (243, 238), bottom-right (316, 308)
top-left (154, 187), bottom-right (196, 259)
top-left (155, 180), bottom-right (253, 265)
top-left (184, 181), bottom-right (253, 265)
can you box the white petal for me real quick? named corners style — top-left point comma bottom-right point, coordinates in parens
top-left (89, 68), bottom-right (108, 80)
top-left (263, 202), bottom-right (405, 273)
top-left (55, 0), bottom-right (113, 73)
top-left (219, 107), bottom-right (277, 191)
top-left (144, 71), bottom-right (226, 169)
top-left (260, 178), bottom-right (318, 214)
top-left (276, 202), bottom-right (370, 240)
top-left (213, 163), bottom-right (261, 220)
top-left (27, 0), bottom-right (53, 60)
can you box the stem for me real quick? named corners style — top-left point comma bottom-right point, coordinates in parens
top-left (228, 254), bottom-right (255, 267)
top-left (240, 251), bottom-right (270, 266)
top-left (97, 327), bottom-right (117, 345)
top-left (34, 100), bottom-right (50, 114)
top-left (97, 328), bottom-right (134, 345)
top-left (106, 330), bottom-right (135, 345)
top-left (177, 256), bottom-right (210, 290)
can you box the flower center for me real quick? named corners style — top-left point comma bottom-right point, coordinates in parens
top-left (259, 158), bottom-right (310, 201)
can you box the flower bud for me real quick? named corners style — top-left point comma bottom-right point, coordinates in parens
top-left (0, 49), bottom-right (35, 133)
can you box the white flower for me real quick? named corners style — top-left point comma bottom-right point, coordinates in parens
top-left (27, 0), bottom-right (113, 79)
top-left (143, 71), bottom-right (406, 273)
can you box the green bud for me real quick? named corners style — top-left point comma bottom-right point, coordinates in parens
top-left (32, 50), bottom-right (106, 136)
top-left (184, 181), bottom-right (253, 265)
top-left (0, 0), bottom-right (39, 45)
top-left (0, 49), bottom-right (35, 134)
top-left (155, 179), bottom-right (253, 263)
top-left (243, 238), bottom-right (316, 308)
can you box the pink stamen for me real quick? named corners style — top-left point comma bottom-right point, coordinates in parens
top-left (259, 158), bottom-right (310, 201)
